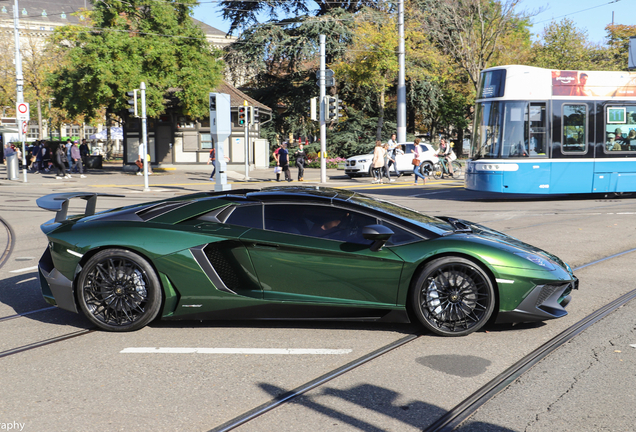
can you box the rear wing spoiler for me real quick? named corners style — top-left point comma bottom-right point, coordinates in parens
top-left (37, 192), bottom-right (124, 223)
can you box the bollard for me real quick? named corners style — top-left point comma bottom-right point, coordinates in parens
top-left (6, 153), bottom-right (19, 180)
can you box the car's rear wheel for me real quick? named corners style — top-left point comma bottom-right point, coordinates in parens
top-left (419, 161), bottom-right (433, 177)
top-left (410, 256), bottom-right (495, 336)
top-left (76, 249), bottom-right (162, 332)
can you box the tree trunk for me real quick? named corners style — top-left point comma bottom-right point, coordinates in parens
top-left (376, 90), bottom-right (385, 141)
top-left (37, 99), bottom-right (43, 139)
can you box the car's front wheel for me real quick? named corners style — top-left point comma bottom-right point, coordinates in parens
top-left (76, 248), bottom-right (162, 332)
top-left (410, 257), bottom-right (495, 336)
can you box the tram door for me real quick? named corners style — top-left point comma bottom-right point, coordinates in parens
top-left (550, 101), bottom-right (595, 193)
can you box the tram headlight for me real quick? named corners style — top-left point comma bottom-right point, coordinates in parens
top-left (514, 252), bottom-right (556, 270)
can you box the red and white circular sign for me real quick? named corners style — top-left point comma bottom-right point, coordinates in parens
top-left (18, 103), bottom-right (28, 114)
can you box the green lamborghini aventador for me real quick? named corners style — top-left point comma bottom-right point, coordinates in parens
top-left (36, 187), bottom-right (577, 336)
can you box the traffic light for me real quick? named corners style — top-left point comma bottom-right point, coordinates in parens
top-left (238, 106), bottom-right (247, 125)
top-left (326, 97), bottom-right (337, 122)
top-left (250, 106), bottom-right (260, 125)
top-left (335, 98), bottom-right (343, 122)
top-left (126, 89), bottom-right (138, 117)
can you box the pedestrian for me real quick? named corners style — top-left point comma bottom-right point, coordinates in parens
top-left (278, 142), bottom-right (291, 182)
top-left (70, 141), bottom-right (86, 178)
top-left (207, 146), bottom-right (216, 180)
top-left (41, 142), bottom-right (51, 172)
top-left (136, 141), bottom-right (152, 175)
top-left (65, 139), bottom-right (73, 172)
top-left (295, 144), bottom-right (307, 181)
top-left (273, 143), bottom-right (282, 181)
top-left (79, 139), bottom-right (90, 172)
top-left (387, 133), bottom-right (401, 178)
top-left (411, 138), bottom-right (427, 185)
top-left (382, 143), bottom-right (395, 182)
top-left (371, 140), bottom-right (385, 184)
top-left (30, 140), bottom-right (42, 173)
top-left (54, 143), bottom-right (70, 179)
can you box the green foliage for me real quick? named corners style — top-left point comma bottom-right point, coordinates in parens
top-left (48, 0), bottom-right (224, 120)
top-left (531, 18), bottom-right (594, 70)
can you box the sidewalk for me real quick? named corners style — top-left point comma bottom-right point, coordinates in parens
top-left (0, 162), bottom-right (377, 190)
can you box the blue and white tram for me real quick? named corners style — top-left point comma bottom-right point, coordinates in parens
top-left (466, 65), bottom-right (636, 194)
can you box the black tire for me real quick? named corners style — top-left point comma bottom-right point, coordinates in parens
top-left (449, 161), bottom-right (463, 179)
top-left (419, 161), bottom-right (433, 177)
top-left (410, 256), bottom-right (495, 336)
top-left (76, 248), bottom-right (162, 332)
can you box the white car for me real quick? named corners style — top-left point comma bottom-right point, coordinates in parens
top-left (344, 142), bottom-right (438, 178)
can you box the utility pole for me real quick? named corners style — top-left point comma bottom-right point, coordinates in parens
top-left (243, 100), bottom-right (249, 180)
top-left (13, 0), bottom-right (27, 182)
top-left (319, 35), bottom-right (327, 184)
top-left (140, 82), bottom-right (149, 192)
top-left (397, 0), bottom-right (406, 143)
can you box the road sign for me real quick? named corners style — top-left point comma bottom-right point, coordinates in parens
top-left (315, 69), bottom-right (334, 79)
top-left (21, 120), bottom-right (28, 134)
top-left (16, 102), bottom-right (30, 121)
top-left (316, 77), bottom-right (335, 87)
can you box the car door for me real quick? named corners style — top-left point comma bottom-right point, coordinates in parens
top-left (239, 203), bottom-right (405, 306)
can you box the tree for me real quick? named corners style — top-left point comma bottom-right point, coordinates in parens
top-left (333, 11), bottom-right (399, 140)
top-left (532, 18), bottom-right (594, 70)
top-left (603, 24), bottom-right (636, 71)
top-left (412, 0), bottom-right (534, 91)
top-left (48, 0), bottom-right (224, 121)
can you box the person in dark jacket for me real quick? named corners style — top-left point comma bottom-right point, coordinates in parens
top-left (294, 144), bottom-right (307, 181)
top-left (54, 143), bottom-right (70, 179)
top-left (79, 139), bottom-right (90, 172)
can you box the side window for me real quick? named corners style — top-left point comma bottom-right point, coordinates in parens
top-left (562, 104), bottom-right (586, 153)
top-left (224, 204), bottom-right (263, 229)
top-left (381, 221), bottom-right (421, 246)
top-left (605, 106), bottom-right (636, 153)
top-left (264, 204), bottom-right (377, 244)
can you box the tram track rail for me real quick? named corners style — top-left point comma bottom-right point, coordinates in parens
top-left (204, 246), bottom-right (636, 432)
top-left (0, 216), bottom-right (15, 271)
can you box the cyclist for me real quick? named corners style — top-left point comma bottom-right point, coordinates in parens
top-left (437, 138), bottom-right (454, 177)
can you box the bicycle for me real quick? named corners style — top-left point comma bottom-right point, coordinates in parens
top-left (431, 158), bottom-right (462, 180)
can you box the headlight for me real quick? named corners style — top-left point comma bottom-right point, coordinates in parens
top-left (514, 252), bottom-right (555, 270)
top-left (358, 159), bottom-right (368, 163)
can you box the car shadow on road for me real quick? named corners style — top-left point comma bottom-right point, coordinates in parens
top-left (0, 273), bottom-right (91, 329)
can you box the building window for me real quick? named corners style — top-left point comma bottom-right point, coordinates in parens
top-left (200, 133), bottom-right (213, 149)
top-left (51, 129), bottom-right (60, 139)
top-left (84, 126), bottom-right (97, 140)
top-left (71, 125), bottom-right (80, 138)
top-left (28, 125), bottom-right (39, 139)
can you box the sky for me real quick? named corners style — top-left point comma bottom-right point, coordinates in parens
top-left (192, 0), bottom-right (634, 45)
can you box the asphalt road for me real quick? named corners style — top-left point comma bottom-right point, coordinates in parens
top-left (0, 163), bottom-right (635, 432)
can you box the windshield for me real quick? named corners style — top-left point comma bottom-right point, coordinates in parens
top-left (349, 194), bottom-right (453, 235)
top-left (472, 101), bottom-right (548, 159)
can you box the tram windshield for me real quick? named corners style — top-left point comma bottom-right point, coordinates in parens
top-left (472, 101), bottom-right (547, 159)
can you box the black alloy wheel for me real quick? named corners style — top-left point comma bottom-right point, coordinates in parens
top-left (410, 257), bottom-right (495, 336)
top-left (419, 161), bottom-right (433, 177)
top-left (76, 249), bottom-right (162, 331)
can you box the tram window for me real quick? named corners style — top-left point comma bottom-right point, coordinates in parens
top-left (605, 106), bottom-right (636, 153)
top-left (562, 104), bottom-right (587, 153)
top-left (528, 103), bottom-right (547, 157)
top-left (501, 102), bottom-right (527, 158)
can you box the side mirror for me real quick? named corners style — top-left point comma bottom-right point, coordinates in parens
top-left (362, 224), bottom-right (394, 252)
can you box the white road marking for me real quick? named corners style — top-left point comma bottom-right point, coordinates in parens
top-left (9, 266), bottom-right (38, 273)
top-left (120, 347), bottom-right (353, 355)
top-left (630, 344), bottom-right (636, 349)
top-left (17, 277), bottom-right (37, 284)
